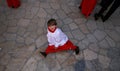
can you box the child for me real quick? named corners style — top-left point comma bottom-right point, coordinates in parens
top-left (40, 19), bottom-right (80, 58)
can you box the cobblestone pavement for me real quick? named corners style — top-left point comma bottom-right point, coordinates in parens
top-left (0, 0), bottom-right (120, 71)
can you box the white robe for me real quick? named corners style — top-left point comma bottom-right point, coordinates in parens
top-left (47, 28), bottom-right (68, 48)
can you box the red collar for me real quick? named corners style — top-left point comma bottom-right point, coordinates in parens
top-left (48, 27), bottom-right (57, 33)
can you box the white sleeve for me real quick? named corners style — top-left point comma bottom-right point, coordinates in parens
top-left (54, 31), bottom-right (61, 47)
top-left (47, 34), bottom-right (54, 46)
top-left (47, 34), bottom-right (60, 47)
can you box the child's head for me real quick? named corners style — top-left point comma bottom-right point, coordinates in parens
top-left (47, 19), bottom-right (57, 32)
top-left (47, 18), bottom-right (57, 27)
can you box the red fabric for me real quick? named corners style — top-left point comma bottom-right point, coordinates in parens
top-left (6, 0), bottom-right (21, 8)
top-left (45, 40), bottom-right (77, 54)
top-left (6, 0), bottom-right (12, 7)
top-left (80, 0), bottom-right (97, 17)
top-left (48, 27), bottom-right (57, 33)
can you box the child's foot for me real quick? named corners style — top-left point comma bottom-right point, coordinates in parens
top-left (75, 46), bottom-right (80, 55)
top-left (94, 13), bottom-right (99, 20)
top-left (101, 15), bottom-right (106, 22)
top-left (79, 6), bottom-right (81, 9)
top-left (40, 52), bottom-right (47, 58)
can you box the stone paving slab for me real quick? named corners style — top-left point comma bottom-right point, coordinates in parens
top-left (0, 0), bottom-right (120, 71)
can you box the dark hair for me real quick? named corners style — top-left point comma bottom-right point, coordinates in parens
top-left (47, 18), bottom-right (57, 26)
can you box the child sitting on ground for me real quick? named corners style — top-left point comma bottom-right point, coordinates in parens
top-left (40, 19), bottom-right (80, 58)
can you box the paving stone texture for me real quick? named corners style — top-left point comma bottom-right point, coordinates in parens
top-left (0, 0), bottom-right (120, 71)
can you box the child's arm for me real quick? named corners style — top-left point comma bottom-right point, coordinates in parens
top-left (47, 35), bottom-right (54, 46)
top-left (47, 34), bottom-right (61, 47)
top-left (47, 35), bottom-right (59, 47)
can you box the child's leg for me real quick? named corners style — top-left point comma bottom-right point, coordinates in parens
top-left (45, 45), bottom-right (56, 54)
top-left (56, 40), bottom-right (77, 52)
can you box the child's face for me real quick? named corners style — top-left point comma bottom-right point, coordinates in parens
top-left (48, 25), bottom-right (56, 31)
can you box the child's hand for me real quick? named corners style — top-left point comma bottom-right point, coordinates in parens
top-left (55, 44), bottom-right (59, 48)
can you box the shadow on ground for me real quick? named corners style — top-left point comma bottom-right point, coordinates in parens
top-left (75, 59), bottom-right (85, 71)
